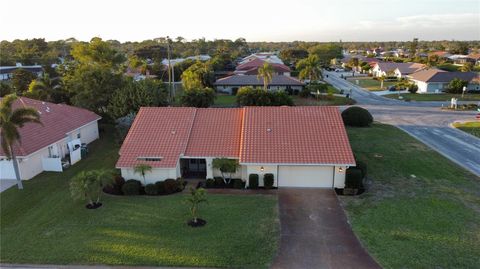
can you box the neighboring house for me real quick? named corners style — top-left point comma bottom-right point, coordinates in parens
top-left (214, 75), bottom-right (304, 95)
top-left (160, 54), bottom-right (211, 66)
top-left (235, 58), bottom-right (291, 76)
top-left (408, 69), bottom-right (479, 93)
top-left (238, 53), bottom-right (284, 65)
top-left (0, 63), bottom-right (43, 81)
top-left (468, 54), bottom-right (480, 65)
top-left (372, 62), bottom-right (425, 78)
top-left (429, 51), bottom-right (452, 59)
top-left (448, 55), bottom-right (476, 66)
top-left (340, 56), bottom-right (380, 70)
top-left (116, 106), bottom-right (355, 188)
top-left (125, 67), bottom-right (157, 81)
top-left (0, 98), bottom-right (101, 180)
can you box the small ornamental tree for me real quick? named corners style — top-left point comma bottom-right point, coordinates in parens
top-left (341, 106), bottom-right (373, 127)
top-left (445, 78), bottom-right (468, 94)
top-left (134, 163), bottom-right (152, 185)
top-left (185, 187), bottom-right (208, 226)
top-left (70, 169), bottom-right (113, 208)
top-left (212, 158), bottom-right (239, 184)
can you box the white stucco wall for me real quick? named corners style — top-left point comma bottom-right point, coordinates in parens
top-left (216, 85), bottom-right (302, 95)
top-left (120, 166), bottom-right (179, 185)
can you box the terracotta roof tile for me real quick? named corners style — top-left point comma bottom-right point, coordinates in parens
top-left (0, 97), bottom-right (101, 157)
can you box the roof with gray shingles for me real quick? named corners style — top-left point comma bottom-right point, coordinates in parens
top-left (409, 69), bottom-right (478, 83)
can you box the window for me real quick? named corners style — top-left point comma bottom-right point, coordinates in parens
top-left (77, 133), bottom-right (81, 139)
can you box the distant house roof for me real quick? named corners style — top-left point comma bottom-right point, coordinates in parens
top-left (116, 106), bottom-right (355, 169)
top-left (235, 58), bottom-right (291, 74)
top-left (214, 75), bottom-right (304, 87)
top-left (409, 69), bottom-right (478, 83)
top-left (375, 62), bottom-right (425, 73)
top-left (395, 63), bottom-right (426, 75)
top-left (0, 65), bottom-right (43, 75)
top-left (0, 98), bottom-right (101, 157)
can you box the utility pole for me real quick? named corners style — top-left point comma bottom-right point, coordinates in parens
top-left (166, 36), bottom-right (172, 102)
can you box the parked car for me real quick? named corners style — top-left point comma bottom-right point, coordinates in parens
top-left (335, 68), bottom-right (345, 72)
top-left (388, 85), bottom-right (397, 91)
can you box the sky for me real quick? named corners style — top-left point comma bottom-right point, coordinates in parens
top-left (1, 0), bottom-right (479, 42)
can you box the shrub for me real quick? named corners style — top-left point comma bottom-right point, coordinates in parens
top-left (445, 78), bottom-right (468, 94)
top-left (232, 178), bottom-right (244, 189)
top-left (407, 83), bottom-right (418, 94)
top-left (103, 175), bottom-right (125, 195)
top-left (299, 87), bottom-right (311, 98)
top-left (214, 176), bottom-right (226, 187)
top-left (180, 87), bottom-right (215, 108)
top-left (249, 174), bottom-right (259, 189)
top-left (341, 106), bottom-right (373, 127)
top-left (355, 160), bottom-right (368, 178)
top-left (345, 168), bottom-right (364, 189)
top-left (263, 173), bottom-right (274, 189)
top-left (122, 180), bottom-right (141, 195)
top-left (236, 86), bottom-right (293, 106)
top-left (206, 178), bottom-right (215, 188)
top-left (155, 181), bottom-right (166, 194)
top-left (164, 178), bottom-right (178, 194)
top-left (176, 177), bottom-right (185, 191)
top-left (145, 184), bottom-right (158, 195)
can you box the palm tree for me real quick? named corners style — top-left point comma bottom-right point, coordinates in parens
top-left (0, 94), bottom-right (42, 189)
top-left (379, 74), bottom-right (386, 89)
top-left (257, 62), bottom-right (274, 91)
top-left (185, 187), bottom-right (208, 224)
top-left (134, 163), bottom-right (152, 185)
top-left (296, 55), bottom-right (322, 81)
top-left (24, 73), bottom-right (61, 102)
top-left (70, 169), bottom-right (113, 207)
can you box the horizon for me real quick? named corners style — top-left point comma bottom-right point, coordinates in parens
top-left (1, 0), bottom-right (479, 42)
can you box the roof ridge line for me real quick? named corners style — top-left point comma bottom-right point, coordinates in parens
top-left (182, 108), bottom-right (198, 156)
top-left (238, 107), bottom-right (246, 162)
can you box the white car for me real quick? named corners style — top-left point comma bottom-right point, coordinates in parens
top-left (335, 68), bottom-right (345, 72)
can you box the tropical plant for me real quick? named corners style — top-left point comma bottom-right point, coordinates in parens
top-left (24, 73), bottom-right (61, 102)
top-left (11, 69), bottom-right (37, 94)
top-left (378, 75), bottom-right (386, 89)
top-left (212, 158), bottom-right (239, 184)
top-left (70, 169), bottom-right (114, 206)
top-left (257, 62), bottom-right (274, 91)
top-left (185, 187), bottom-right (208, 224)
top-left (180, 87), bottom-right (215, 108)
top-left (460, 62), bottom-right (473, 72)
top-left (446, 78), bottom-right (468, 94)
top-left (181, 61), bottom-right (214, 90)
top-left (0, 94), bottom-right (42, 189)
top-left (134, 163), bottom-right (152, 185)
top-left (296, 54), bottom-right (322, 81)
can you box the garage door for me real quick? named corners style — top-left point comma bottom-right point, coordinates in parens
top-left (278, 165), bottom-right (334, 188)
top-left (0, 160), bottom-right (16, 180)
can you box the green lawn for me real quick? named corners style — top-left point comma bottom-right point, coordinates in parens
top-left (341, 124), bottom-right (480, 269)
top-left (347, 77), bottom-right (396, 91)
top-left (293, 96), bottom-right (355, 106)
top-left (453, 121), bottom-right (480, 138)
top-left (0, 127), bottom-right (279, 268)
top-left (384, 93), bottom-right (480, 101)
top-left (213, 94), bottom-right (237, 107)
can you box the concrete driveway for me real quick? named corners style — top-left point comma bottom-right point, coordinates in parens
top-left (271, 188), bottom-right (380, 269)
top-left (0, 180), bottom-right (17, 193)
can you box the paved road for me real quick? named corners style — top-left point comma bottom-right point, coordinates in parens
top-left (324, 71), bottom-right (480, 177)
top-left (271, 188), bottom-right (381, 269)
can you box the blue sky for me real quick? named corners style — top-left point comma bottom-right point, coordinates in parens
top-left (1, 0), bottom-right (479, 41)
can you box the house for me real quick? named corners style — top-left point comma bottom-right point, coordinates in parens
top-left (0, 98), bottom-right (101, 180)
top-left (0, 63), bottom-right (43, 81)
top-left (238, 53), bottom-right (284, 65)
top-left (235, 58), bottom-right (291, 76)
top-left (116, 106), bottom-right (355, 188)
top-left (408, 69), bottom-right (479, 93)
top-left (372, 62), bottom-right (425, 78)
top-left (125, 67), bottom-right (157, 81)
top-left (214, 75), bottom-right (304, 95)
top-left (448, 55), bottom-right (476, 66)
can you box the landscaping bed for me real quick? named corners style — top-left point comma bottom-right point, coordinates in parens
top-left (0, 128), bottom-right (280, 269)
top-left (452, 121), bottom-right (480, 138)
top-left (383, 92), bottom-right (480, 102)
top-left (347, 77), bottom-right (396, 91)
top-left (341, 123), bottom-right (480, 269)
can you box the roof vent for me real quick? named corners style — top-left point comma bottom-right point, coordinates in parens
top-left (171, 130), bottom-right (176, 135)
top-left (267, 128), bottom-right (272, 132)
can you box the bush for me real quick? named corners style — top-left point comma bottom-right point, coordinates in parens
top-left (180, 87), bottom-right (215, 108)
top-left (214, 176), bottom-right (226, 187)
top-left (176, 177), bottom-right (185, 191)
top-left (341, 106), bottom-right (373, 127)
top-left (155, 181), bottom-right (166, 194)
top-left (445, 78), bottom-right (468, 94)
top-left (299, 87), bottom-right (311, 98)
top-left (145, 184), bottom-right (158, 195)
top-left (345, 168), bottom-right (364, 189)
top-left (103, 175), bottom-right (125, 195)
top-left (164, 178), bottom-right (178, 194)
top-left (206, 178), bottom-right (215, 188)
top-left (236, 86), bottom-right (293, 106)
top-left (263, 173), bottom-right (274, 189)
top-left (122, 180), bottom-right (141, 195)
top-left (249, 174), bottom-right (259, 189)
top-left (232, 178), bottom-right (245, 189)
top-left (355, 160), bottom-right (368, 178)
top-left (407, 83), bottom-right (418, 94)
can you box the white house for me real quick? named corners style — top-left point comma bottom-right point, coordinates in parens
top-left (0, 63), bottom-right (43, 81)
top-left (238, 53), bottom-right (284, 65)
top-left (116, 106), bottom-right (356, 188)
top-left (0, 98), bottom-right (101, 180)
top-left (372, 62), bottom-right (425, 78)
top-left (214, 75), bottom-right (304, 95)
top-left (408, 69), bottom-right (479, 93)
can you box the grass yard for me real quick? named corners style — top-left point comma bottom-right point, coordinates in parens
top-left (213, 94), bottom-right (237, 107)
top-left (384, 93), bottom-right (480, 101)
top-left (347, 77), bottom-right (396, 91)
top-left (452, 121), bottom-right (480, 138)
top-left (293, 96), bottom-right (355, 106)
top-left (0, 127), bottom-right (279, 268)
top-left (341, 124), bottom-right (480, 269)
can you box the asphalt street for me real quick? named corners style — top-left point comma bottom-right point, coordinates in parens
top-left (324, 71), bottom-right (480, 177)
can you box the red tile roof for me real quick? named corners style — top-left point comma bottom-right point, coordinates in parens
top-left (240, 106), bottom-right (355, 165)
top-left (0, 97), bottom-right (101, 157)
top-left (116, 106), bottom-right (355, 169)
top-left (117, 107), bottom-right (196, 168)
top-left (184, 108), bottom-right (243, 158)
